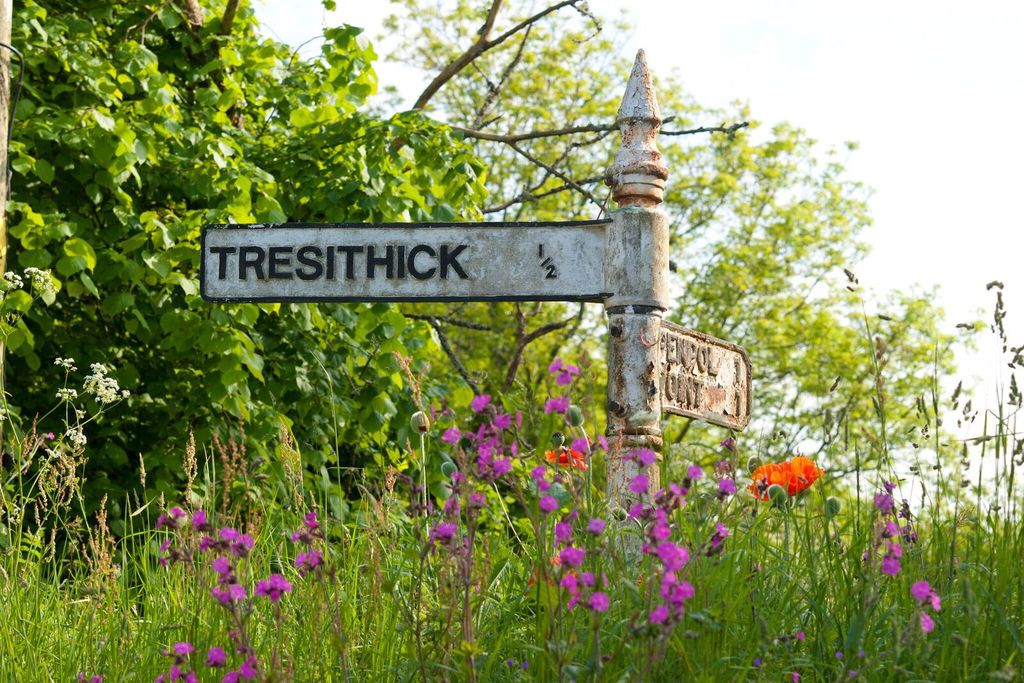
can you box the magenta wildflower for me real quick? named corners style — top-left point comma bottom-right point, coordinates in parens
top-left (718, 478), bottom-right (737, 496)
top-left (554, 521), bottom-right (573, 544)
top-left (255, 574), bottom-right (292, 602)
top-left (539, 495), bottom-right (558, 514)
top-left (910, 580), bottom-right (932, 601)
top-left (530, 465), bottom-right (547, 481)
top-left (881, 555), bottom-right (901, 576)
top-left (792, 673), bottom-right (801, 682)
top-left (874, 492), bottom-right (894, 514)
top-left (544, 396), bottom-right (569, 414)
top-left (468, 492), bottom-right (487, 508)
top-left (212, 556), bottom-right (231, 576)
top-left (206, 647), bottom-right (228, 667)
top-left (493, 413), bottom-right (512, 430)
top-left (570, 437), bottom-right (590, 453)
top-left (655, 541), bottom-right (689, 571)
top-left (559, 546), bottom-right (586, 567)
top-left (441, 426), bottom-right (461, 445)
top-left (753, 658), bottom-right (762, 668)
top-left (629, 448), bottom-right (657, 467)
top-left (649, 605), bottom-right (669, 624)
top-left (295, 549), bottom-right (324, 577)
top-left (470, 394), bottom-right (491, 412)
top-left (589, 592), bottom-right (610, 613)
top-left (586, 518), bottom-right (606, 535)
top-left (239, 657), bottom-right (259, 678)
top-left (430, 521), bottom-right (457, 545)
top-left (629, 474), bottom-right (649, 495)
top-left (687, 465), bottom-right (703, 480)
top-left (920, 611), bottom-right (935, 634)
top-left (191, 509), bottom-right (208, 530)
top-left (172, 642), bottom-right (194, 658)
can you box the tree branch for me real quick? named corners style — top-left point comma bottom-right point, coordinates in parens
top-left (507, 141), bottom-right (600, 207)
top-left (421, 316), bottom-right (481, 395)
top-left (412, 0), bottom-right (505, 111)
top-left (471, 25), bottom-right (531, 129)
top-left (413, 0), bottom-right (592, 111)
top-left (220, 0), bottom-right (242, 36)
top-left (502, 304), bottom-right (584, 391)
top-left (662, 121), bottom-right (750, 138)
top-left (482, 174), bottom-right (606, 214)
top-left (404, 313), bottom-right (493, 332)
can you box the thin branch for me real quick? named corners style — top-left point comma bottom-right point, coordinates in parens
top-left (404, 313), bottom-right (494, 332)
top-left (483, 174), bottom-right (606, 214)
top-left (472, 25), bottom-right (531, 129)
top-left (422, 316), bottom-right (481, 395)
top-left (413, 0), bottom-right (592, 111)
top-left (507, 141), bottom-right (600, 207)
top-left (451, 121), bottom-right (616, 143)
top-left (502, 304), bottom-right (584, 391)
top-left (662, 121), bottom-right (750, 138)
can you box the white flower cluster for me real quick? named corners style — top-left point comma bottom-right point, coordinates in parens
top-left (0, 407), bottom-right (7, 423)
top-left (54, 357), bottom-right (77, 371)
top-left (65, 427), bottom-right (87, 448)
top-left (2, 271), bottom-right (24, 290)
top-left (83, 363), bottom-right (127, 404)
top-left (24, 267), bottom-right (56, 298)
top-left (55, 388), bottom-right (78, 402)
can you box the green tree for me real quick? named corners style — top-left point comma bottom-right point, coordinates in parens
top-left (3, 0), bottom-right (486, 510)
top-left (379, 0), bottom-right (954, 466)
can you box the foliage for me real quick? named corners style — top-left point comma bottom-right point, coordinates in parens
top-left (3, 0), bottom-right (487, 506)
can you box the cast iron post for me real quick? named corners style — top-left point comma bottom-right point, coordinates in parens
top-left (604, 50), bottom-right (670, 511)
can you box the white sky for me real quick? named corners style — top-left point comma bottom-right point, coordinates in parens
top-left (253, 0), bottom-right (1024, 434)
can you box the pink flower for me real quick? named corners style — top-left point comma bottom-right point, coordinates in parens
top-left (470, 394), bottom-right (491, 412)
top-left (586, 518), bottom-right (606, 535)
top-left (649, 605), bottom-right (669, 624)
top-left (206, 647), bottom-right (228, 667)
top-left (629, 474), bottom-right (649, 495)
top-left (539, 496), bottom-right (558, 514)
top-left (920, 611), bottom-right (935, 634)
top-left (718, 478), bottom-right (737, 495)
top-left (544, 396), bottom-right (569, 414)
top-left (910, 580), bottom-right (932, 601)
top-left (687, 465), bottom-right (703, 480)
top-left (559, 546), bottom-right (586, 567)
top-left (588, 592), bottom-right (610, 613)
top-left (441, 426), bottom-right (461, 445)
top-left (881, 555), bottom-right (901, 576)
top-left (255, 574), bottom-right (292, 602)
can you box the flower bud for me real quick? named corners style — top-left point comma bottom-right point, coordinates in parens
top-left (825, 496), bottom-right (842, 517)
top-left (746, 456), bottom-right (761, 473)
top-left (566, 405), bottom-right (584, 427)
top-left (551, 431), bottom-right (565, 447)
top-left (440, 461), bottom-right (457, 478)
top-left (410, 411), bottom-right (430, 433)
top-left (768, 484), bottom-right (788, 507)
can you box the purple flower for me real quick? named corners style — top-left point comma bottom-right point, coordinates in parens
top-left (255, 574), bottom-right (293, 602)
top-left (212, 556), bottom-right (231, 576)
top-left (589, 592), bottom-right (610, 613)
top-left (554, 521), bottom-right (573, 544)
top-left (629, 448), bottom-right (657, 467)
top-left (753, 658), bottom-right (762, 668)
top-left (544, 396), bottom-right (570, 414)
top-left (491, 457), bottom-right (512, 478)
top-left (649, 605), bottom-right (669, 624)
top-left (920, 611), bottom-right (935, 634)
top-left (220, 527), bottom-right (239, 542)
top-left (629, 474), bottom-right (649, 495)
top-left (169, 507), bottom-right (186, 520)
top-left (191, 509), bottom-right (208, 530)
top-left (719, 437), bottom-right (737, 453)
top-left (530, 465), bottom-right (547, 481)
top-left (184, 673), bottom-right (197, 683)
top-left (295, 549), bottom-right (324, 576)
top-left (206, 647), bottom-right (228, 667)
top-left (470, 394), bottom-right (491, 412)
top-left (172, 642), bottom-right (194, 658)
top-left (687, 465), bottom-right (703, 480)
top-left (441, 426), bottom-right (461, 445)
top-left (835, 650), bottom-right (844, 660)
top-left (883, 480), bottom-right (896, 494)
top-left (655, 542), bottom-right (690, 571)
top-left (874, 492), bottom-right (894, 514)
top-left (881, 555), bottom-right (901, 576)
top-left (468, 492), bottom-right (487, 508)
top-left (570, 437), bottom-right (590, 453)
top-left (718, 478), bottom-right (737, 496)
top-left (586, 518), bottom-right (606, 535)
top-left (559, 546), bottom-right (586, 567)
top-left (239, 657), bottom-right (259, 678)
top-left (539, 496), bottom-right (558, 514)
top-left (548, 358), bottom-right (564, 374)
top-left (430, 522), bottom-right (457, 545)
top-left (883, 520), bottom-right (899, 538)
top-left (910, 580), bottom-right (932, 601)
top-left (493, 413), bottom-right (512, 430)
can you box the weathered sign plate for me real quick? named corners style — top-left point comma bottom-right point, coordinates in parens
top-left (200, 220), bottom-right (611, 303)
top-left (660, 320), bottom-right (751, 430)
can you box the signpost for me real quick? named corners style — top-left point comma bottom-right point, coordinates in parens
top-left (200, 50), bottom-right (753, 511)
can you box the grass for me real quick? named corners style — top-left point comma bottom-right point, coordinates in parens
top-left (1, 330), bottom-right (1023, 682)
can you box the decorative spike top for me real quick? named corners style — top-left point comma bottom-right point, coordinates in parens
top-left (606, 50), bottom-right (669, 207)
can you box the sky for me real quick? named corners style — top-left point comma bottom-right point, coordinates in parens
top-left (253, 0), bottom-right (1024, 434)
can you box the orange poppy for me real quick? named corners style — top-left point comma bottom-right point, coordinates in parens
top-left (545, 447), bottom-right (588, 470)
top-left (748, 456), bottom-right (823, 501)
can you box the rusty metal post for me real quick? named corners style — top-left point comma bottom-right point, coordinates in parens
top-left (604, 50), bottom-right (670, 513)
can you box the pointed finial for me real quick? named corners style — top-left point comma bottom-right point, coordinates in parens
top-left (607, 50), bottom-right (668, 207)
